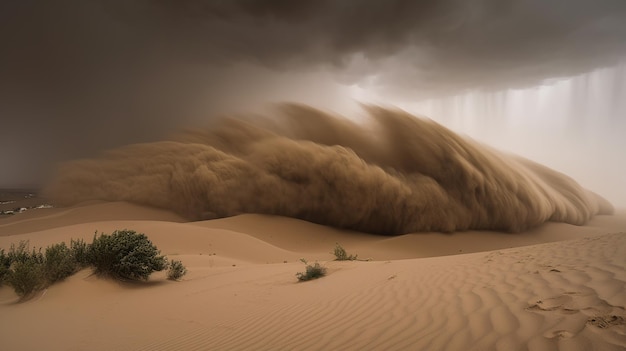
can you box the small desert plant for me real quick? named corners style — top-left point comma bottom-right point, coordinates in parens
top-left (0, 249), bottom-right (10, 286)
top-left (88, 229), bottom-right (167, 281)
top-left (6, 253), bottom-right (45, 298)
top-left (167, 260), bottom-right (187, 281)
top-left (1, 229), bottom-right (180, 300)
top-left (296, 259), bottom-right (327, 281)
top-left (43, 242), bottom-right (77, 284)
top-left (333, 243), bottom-right (358, 261)
top-left (70, 238), bottom-right (90, 267)
top-left (7, 240), bottom-right (31, 264)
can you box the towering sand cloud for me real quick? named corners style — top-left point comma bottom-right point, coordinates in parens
top-left (45, 105), bottom-right (613, 234)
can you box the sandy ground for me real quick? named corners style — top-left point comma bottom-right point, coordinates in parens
top-left (0, 201), bottom-right (625, 350)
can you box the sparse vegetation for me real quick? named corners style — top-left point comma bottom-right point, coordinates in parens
top-left (88, 229), bottom-right (167, 281)
top-left (333, 243), bottom-right (358, 261)
top-left (70, 238), bottom-right (90, 267)
top-left (167, 260), bottom-right (187, 281)
top-left (6, 249), bottom-right (45, 298)
top-left (296, 258), bottom-right (327, 281)
top-left (0, 229), bottom-right (186, 301)
top-left (0, 249), bottom-right (11, 286)
top-left (43, 242), bottom-right (78, 284)
top-left (7, 241), bottom-right (31, 264)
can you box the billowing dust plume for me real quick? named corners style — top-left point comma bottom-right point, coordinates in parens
top-left (44, 104), bottom-right (613, 234)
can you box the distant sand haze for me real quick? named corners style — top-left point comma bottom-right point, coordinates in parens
top-left (44, 104), bottom-right (613, 234)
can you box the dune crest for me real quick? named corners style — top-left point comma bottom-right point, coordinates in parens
top-left (44, 104), bottom-right (612, 234)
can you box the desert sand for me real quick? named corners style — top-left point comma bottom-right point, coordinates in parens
top-left (0, 201), bottom-right (624, 351)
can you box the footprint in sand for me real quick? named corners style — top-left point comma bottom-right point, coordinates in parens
top-left (587, 315), bottom-right (626, 329)
top-left (527, 289), bottom-right (626, 341)
top-left (526, 294), bottom-right (576, 313)
top-left (544, 330), bottom-right (575, 339)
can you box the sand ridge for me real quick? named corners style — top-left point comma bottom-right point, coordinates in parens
top-left (123, 234), bottom-right (626, 351)
top-left (0, 201), bottom-right (186, 236)
top-left (0, 203), bottom-right (625, 350)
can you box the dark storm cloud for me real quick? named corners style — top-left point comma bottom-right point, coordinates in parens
top-left (5, 0), bottom-right (624, 98)
top-left (107, 0), bottom-right (626, 90)
top-left (1, 0), bottom-right (625, 186)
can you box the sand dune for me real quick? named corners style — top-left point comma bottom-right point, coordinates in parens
top-left (0, 202), bottom-right (625, 350)
top-left (198, 211), bottom-right (626, 259)
top-left (0, 201), bottom-right (185, 237)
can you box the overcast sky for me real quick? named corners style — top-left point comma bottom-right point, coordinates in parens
top-left (1, 0), bottom-right (626, 187)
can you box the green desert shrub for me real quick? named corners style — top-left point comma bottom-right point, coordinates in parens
top-left (43, 242), bottom-right (77, 284)
top-left (333, 243), bottom-right (358, 261)
top-left (1, 229), bottom-right (180, 300)
top-left (0, 249), bottom-right (10, 286)
top-left (296, 259), bottom-right (327, 281)
top-left (70, 238), bottom-right (90, 267)
top-left (6, 254), bottom-right (45, 298)
top-left (4, 242), bottom-right (46, 298)
top-left (88, 229), bottom-right (167, 281)
top-left (7, 241), bottom-right (31, 264)
top-left (167, 260), bottom-right (187, 281)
